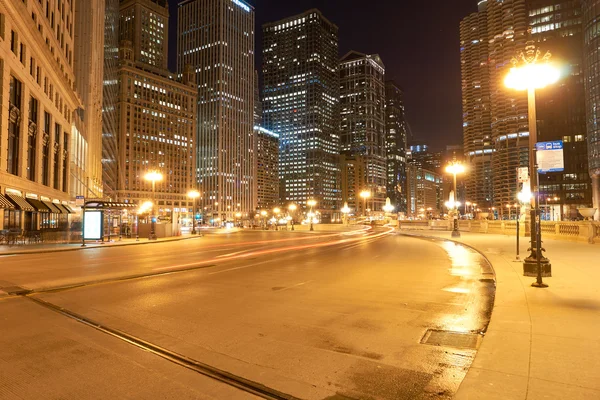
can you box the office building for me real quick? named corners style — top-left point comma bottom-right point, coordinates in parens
top-left (339, 51), bottom-right (386, 211)
top-left (262, 9), bottom-right (340, 218)
top-left (73, 0), bottom-right (105, 200)
top-left (528, 0), bottom-right (591, 220)
top-left (255, 126), bottom-right (279, 210)
top-left (581, 0), bottom-right (600, 220)
top-left (115, 43), bottom-right (197, 213)
top-left (340, 152), bottom-right (367, 215)
top-left (118, 0), bottom-right (169, 70)
top-left (460, 0), bottom-right (493, 209)
top-left (0, 0), bottom-right (79, 231)
top-left (385, 81), bottom-right (408, 214)
top-left (102, 0), bottom-right (120, 197)
top-left (178, 0), bottom-right (256, 222)
top-left (406, 164), bottom-right (443, 219)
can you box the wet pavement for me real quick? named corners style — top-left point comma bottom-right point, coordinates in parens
top-left (0, 229), bottom-right (496, 399)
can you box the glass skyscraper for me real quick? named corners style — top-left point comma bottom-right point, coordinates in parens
top-left (262, 9), bottom-right (340, 216)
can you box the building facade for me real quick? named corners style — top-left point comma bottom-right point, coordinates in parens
top-left (262, 9), bottom-right (340, 218)
top-left (406, 164), bottom-right (443, 219)
top-left (115, 44), bottom-right (197, 214)
top-left (339, 51), bottom-right (386, 211)
top-left (73, 0), bottom-right (105, 201)
top-left (0, 0), bottom-right (80, 230)
top-left (460, 0), bottom-right (493, 209)
top-left (339, 152), bottom-right (367, 216)
top-left (178, 0), bottom-right (256, 222)
top-left (528, 0), bottom-right (591, 220)
top-left (582, 0), bottom-right (600, 220)
top-left (255, 126), bottom-right (279, 210)
top-left (384, 80), bottom-right (408, 214)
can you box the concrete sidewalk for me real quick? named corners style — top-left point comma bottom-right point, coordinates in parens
top-left (400, 230), bottom-right (600, 400)
top-left (0, 234), bottom-right (203, 256)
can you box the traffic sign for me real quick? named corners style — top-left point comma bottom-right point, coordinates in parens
top-left (75, 195), bottom-right (85, 206)
top-left (517, 167), bottom-right (529, 183)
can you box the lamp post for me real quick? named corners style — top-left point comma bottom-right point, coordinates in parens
top-left (505, 36), bottom-right (559, 287)
top-left (145, 171), bottom-right (163, 240)
top-left (445, 161), bottom-right (465, 237)
top-left (359, 190), bottom-right (371, 219)
top-left (307, 199), bottom-right (316, 231)
top-left (273, 207), bottom-right (280, 231)
top-left (187, 190), bottom-right (200, 234)
top-left (235, 212), bottom-right (242, 227)
top-left (260, 210), bottom-right (267, 230)
top-left (288, 203), bottom-right (297, 230)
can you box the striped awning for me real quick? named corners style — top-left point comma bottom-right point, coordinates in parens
top-left (26, 198), bottom-right (51, 212)
top-left (6, 194), bottom-right (35, 211)
top-left (0, 193), bottom-right (15, 209)
top-left (54, 203), bottom-right (70, 214)
top-left (42, 201), bottom-right (63, 214)
top-left (62, 204), bottom-right (74, 213)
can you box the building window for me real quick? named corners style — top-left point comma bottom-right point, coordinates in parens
top-left (8, 76), bottom-right (23, 175)
top-left (42, 112), bottom-right (51, 186)
top-left (10, 30), bottom-right (17, 54)
top-left (28, 97), bottom-right (39, 181)
top-left (54, 123), bottom-right (61, 190)
top-left (62, 132), bottom-right (68, 192)
top-left (574, 134), bottom-right (584, 142)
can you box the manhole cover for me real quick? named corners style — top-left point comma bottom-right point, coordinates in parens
top-left (421, 329), bottom-right (480, 349)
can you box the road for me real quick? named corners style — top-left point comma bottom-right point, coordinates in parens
top-left (0, 227), bottom-right (495, 400)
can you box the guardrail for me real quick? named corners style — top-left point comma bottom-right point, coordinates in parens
top-left (398, 220), bottom-right (600, 244)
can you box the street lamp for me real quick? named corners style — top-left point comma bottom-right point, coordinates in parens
top-left (260, 210), bottom-right (268, 230)
top-left (187, 190), bottom-right (200, 234)
top-left (145, 170), bottom-right (163, 240)
top-left (445, 161), bottom-right (465, 237)
top-left (273, 207), bottom-right (281, 231)
top-left (288, 203), bottom-right (297, 230)
top-left (235, 212), bottom-right (242, 227)
top-left (307, 199), bottom-right (317, 231)
top-left (505, 37), bottom-right (560, 287)
top-left (359, 190), bottom-right (371, 218)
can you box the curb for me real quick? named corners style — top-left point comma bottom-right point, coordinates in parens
top-left (0, 235), bottom-right (203, 256)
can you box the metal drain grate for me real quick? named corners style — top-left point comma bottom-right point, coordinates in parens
top-left (421, 329), bottom-right (480, 349)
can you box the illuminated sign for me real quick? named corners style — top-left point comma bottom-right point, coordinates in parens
top-left (536, 140), bottom-right (564, 174)
top-left (232, 0), bottom-right (250, 12)
top-left (83, 210), bottom-right (103, 240)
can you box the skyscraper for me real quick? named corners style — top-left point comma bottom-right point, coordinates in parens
top-left (178, 0), bottom-right (256, 222)
top-left (102, 0), bottom-right (121, 197)
top-left (73, 0), bottom-right (105, 200)
top-left (582, 0), bottom-right (600, 220)
top-left (385, 81), bottom-right (408, 214)
top-left (262, 10), bottom-right (340, 217)
top-left (255, 127), bottom-right (279, 210)
top-left (487, 0), bottom-right (529, 209)
top-left (460, 0), bottom-right (493, 209)
top-left (528, 0), bottom-right (591, 220)
top-left (339, 51), bottom-right (387, 211)
top-left (118, 0), bottom-right (169, 70)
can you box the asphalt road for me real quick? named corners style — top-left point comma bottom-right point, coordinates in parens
top-left (0, 228), bottom-right (495, 400)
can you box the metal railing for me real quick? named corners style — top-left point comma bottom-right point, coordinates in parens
top-left (398, 220), bottom-right (600, 244)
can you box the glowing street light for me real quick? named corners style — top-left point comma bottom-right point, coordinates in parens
top-left (341, 202), bottom-right (350, 225)
top-left (187, 190), bottom-right (200, 234)
top-left (307, 199), bottom-right (317, 231)
top-left (273, 207), bottom-right (281, 230)
top-left (359, 190), bottom-right (371, 218)
top-left (288, 203), bottom-right (297, 230)
top-left (145, 170), bottom-right (163, 240)
top-left (445, 161), bottom-right (465, 238)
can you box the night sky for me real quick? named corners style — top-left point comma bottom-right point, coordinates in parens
top-left (167, 0), bottom-right (479, 150)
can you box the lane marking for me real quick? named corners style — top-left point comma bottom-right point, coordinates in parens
top-left (208, 260), bottom-right (274, 275)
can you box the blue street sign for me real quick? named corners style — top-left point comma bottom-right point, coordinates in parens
top-left (536, 140), bottom-right (564, 174)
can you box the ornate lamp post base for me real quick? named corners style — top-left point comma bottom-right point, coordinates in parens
top-left (523, 257), bottom-right (551, 277)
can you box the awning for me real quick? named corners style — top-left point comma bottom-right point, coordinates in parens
top-left (26, 198), bottom-right (51, 212)
top-left (54, 203), bottom-right (70, 214)
top-left (0, 193), bottom-right (15, 209)
top-left (6, 194), bottom-right (35, 211)
top-left (62, 204), bottom-right (74, 213)
top-left (83, 201), bottom-right (138, 210)
top-left (44, 201), bottom-right (63, 213)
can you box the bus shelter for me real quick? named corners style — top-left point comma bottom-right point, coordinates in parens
top-left (81, 201), bottom-right (138, 246)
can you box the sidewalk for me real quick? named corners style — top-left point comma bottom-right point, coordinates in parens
top-left (0, 234), bottom-right (202, 256)
top-left (400, 230), bottom-right (600, 400)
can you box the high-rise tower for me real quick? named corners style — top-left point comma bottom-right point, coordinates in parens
top-left (339, 51), bottom-right (386, 211)
top-left (385, 81), bottom-right (408, 214)
top-left (178, 0), bottom-right (256, 221)
top-left (582, 0), bottom-right (600, 220)
top-left (262, 10), bottom-right (340, 217)
top-left (460, 0), bottom-right (493, 208)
